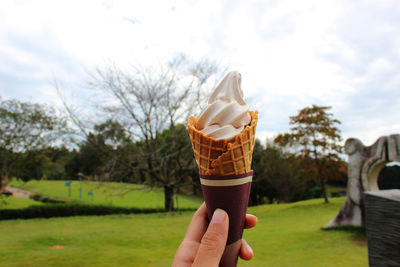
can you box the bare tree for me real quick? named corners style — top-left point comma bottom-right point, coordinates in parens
top-left (73, 55), bottom-right (220, 211)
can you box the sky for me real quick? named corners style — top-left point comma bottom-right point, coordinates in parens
top-left (1, 0), bottom-right (400, 148)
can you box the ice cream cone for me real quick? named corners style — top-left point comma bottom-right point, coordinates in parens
top-left (200, 171), bottom-right (253, 266)
top-left (188, 111), bottom-right (258, 175)
top-left (188, 111), bottom-right (258, 267)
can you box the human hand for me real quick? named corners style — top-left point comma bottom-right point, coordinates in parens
top-left (172, 202), bottom-right (257, 267)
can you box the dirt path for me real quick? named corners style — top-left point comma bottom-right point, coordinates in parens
top-left (5, 186), bottom-right (34, 200)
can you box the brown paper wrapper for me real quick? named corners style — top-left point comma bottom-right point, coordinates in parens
top-left (200, 171), bottom-right (253, 267)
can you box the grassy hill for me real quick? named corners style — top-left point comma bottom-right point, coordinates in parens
top-left (0, 197), bottom-right (368, 267)
top-left (10, 180), bottom-right (202, 209)
top-left (0, 196), bottom-right (42, 210)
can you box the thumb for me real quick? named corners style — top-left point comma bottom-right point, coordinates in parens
top-left (193, 209), bottom-right (229, 267)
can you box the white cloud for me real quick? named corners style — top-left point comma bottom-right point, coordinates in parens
top-left (0, 0), bottom-right (400, 147)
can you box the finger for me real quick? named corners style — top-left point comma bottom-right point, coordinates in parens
top-left (172, 240), bottom-right (200, 267)
top-left (193, 209), bottom-right (229, 267)
top-left (184, 202), bottom-right (209, 243)
top-left (244, 214), bottom-right (258, 229)
top-left (239, 239), bottom-right (254, 261)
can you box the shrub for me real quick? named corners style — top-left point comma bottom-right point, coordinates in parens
top-left (0, 203), bottom-right (196, 220)
top-left (310, 186), bottom-right (323, 198)
top-left (330, 192), bottom-right (340, 198)
top-left (30, 193), bottom-right (67, 204)
top-left (330, 191), bottom-right (346, 198)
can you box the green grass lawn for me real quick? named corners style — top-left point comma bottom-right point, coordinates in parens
top-left (0, 196), bottom-right (42, 210)
top-left (0, 197), bottom-right (368, 267)
top-left (10, 180), bottom-right (202, 209)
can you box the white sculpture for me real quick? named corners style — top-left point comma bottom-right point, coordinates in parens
top-left (326, 134), bottom-right (400, 227)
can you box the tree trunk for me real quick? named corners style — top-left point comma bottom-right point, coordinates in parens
top-left (320, 177), bottom-right (329, 203)
top-left (164, 185), bottom-right (174, 212)
top-left (315, 156), bottom-right (329, 203)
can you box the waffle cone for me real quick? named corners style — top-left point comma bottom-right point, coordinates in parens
top-left (188, 111), bottom-right (258, 176)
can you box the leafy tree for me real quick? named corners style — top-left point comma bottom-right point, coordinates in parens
top-left (250, 140), bottom-right (276, 205)
top-left (94, 119), bottom-right (130, 147)
top-left (0, 99), bottom-right (67, 188)
top-left (77, 133), bottom-right (110, 178)
top-left (65, 133), bottom-right (112, 180)
top-left (92, 120), bottom-right (141, 182)
top-left (64, 120), bottom-right (141, 182)
top-left (250, 140), bottom-right (313, 205)
top-left (14, 150), bottom-right (46, 182)
top-left (42, 146), bottom-right (71, 180)
top-left (265, 149), bottom-right (305, 203)
top-left (274, 105), bottom-right (342, 203)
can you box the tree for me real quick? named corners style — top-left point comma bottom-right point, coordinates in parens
top-left (250, 140), bottom-right (277, 205)
top-left (60, 55), bottom-right (219, 211)
top-left (250, 139), bottom-right (312, 205)
top-left (274, 105), bottom-right (342, 203)
top-left (75, 132), bottom-right (110, 178)
top-left (0, 99), bottom-right (67, 188)
top-left (14, 150), bottom-right (47, 182)
top-left (64, 120), bottom-right (138, 182)
top-left (155, 124), bottom-right (198, 210)
top-left (41, 146), bottom-right (71, 180)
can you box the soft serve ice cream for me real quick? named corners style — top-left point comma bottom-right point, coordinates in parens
top-left (195, 71), bottom-right (251, 140)
top-left (187, 71), bottom-right (258, 267)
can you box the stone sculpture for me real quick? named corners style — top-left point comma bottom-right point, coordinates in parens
top-left (326, 134), bottom-right (400, 227)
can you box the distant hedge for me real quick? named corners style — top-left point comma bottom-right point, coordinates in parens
top-left (30, 193), bottom-right (68, 204)
top-left (0, 204), bottom-right (196, 220)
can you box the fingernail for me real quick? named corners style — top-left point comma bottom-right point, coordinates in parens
top-left (211, 209), bottom-right (226, 223)
top-left (246, 243), bottom-right (253, 255)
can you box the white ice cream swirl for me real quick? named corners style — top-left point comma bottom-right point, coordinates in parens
top-left (195, 71), bottom-right (251, 140)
